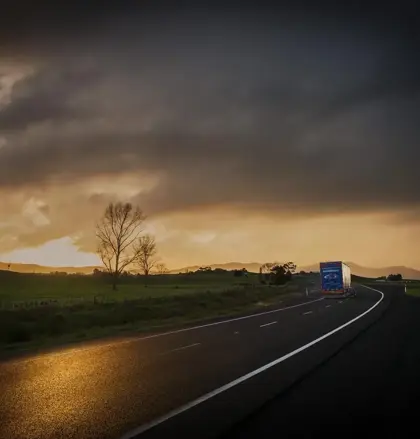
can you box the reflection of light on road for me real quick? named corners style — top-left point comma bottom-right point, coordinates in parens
top-left (1, 356), bottom-right (97, 437)
top-left (0, 348), bottom-right (138, 439)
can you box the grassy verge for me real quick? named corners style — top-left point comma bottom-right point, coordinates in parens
top-left (0, 271), bottom-right (256, 305)
top-left (406, 286), bottom-right (420, 297)
top-left (0, 283), bottom-right (303, 355)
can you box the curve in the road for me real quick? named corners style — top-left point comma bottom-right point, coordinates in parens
top-left (120, 285), bottom-right (384, 439)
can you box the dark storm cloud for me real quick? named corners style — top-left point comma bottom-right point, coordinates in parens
top-left (1, 0), bottom-right (418, 52)
top-left (0, 62), bottom-right (102, 130)
top-left (0, 0), bottom-right (420, 217)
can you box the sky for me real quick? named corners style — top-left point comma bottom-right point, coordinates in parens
top-left (0, 0), bottom-right (420, 269)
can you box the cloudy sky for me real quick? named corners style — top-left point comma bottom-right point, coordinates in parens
top-left (0, 0), bottom-right (419, 269)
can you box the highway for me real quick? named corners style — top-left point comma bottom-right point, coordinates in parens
top-left (1, 284), bottom-right (415, 438)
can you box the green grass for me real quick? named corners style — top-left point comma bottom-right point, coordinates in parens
top-left (352, 274), bottom-right (374, 282)
top-left (0, 271), bottom-right (257, 307)
top-left (0, 270), bottom-right (318, 353)
top-left (0, 283), bottom-right (302, 352)
top-left (406, 285), bottom-right (420, 297)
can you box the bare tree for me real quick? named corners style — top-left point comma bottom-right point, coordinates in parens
top-left (135, 234), bottom-right (158, 276)
top-left (156, 263), bottom-right (169, 275)
top-left (96, 202), bottom-right (145, 290)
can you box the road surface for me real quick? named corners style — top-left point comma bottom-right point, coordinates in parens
top-left (1, 284), bottom-right (416, 439)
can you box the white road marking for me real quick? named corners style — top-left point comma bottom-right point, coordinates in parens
top-left (6, 298), bottom-right (324, 365)
top-left (303, 311), bottom-right (313, 315)
top-left (159, 343), bottom-right (201, 356)
top-left (325, 305), bottom-right (332, 308)
top-left (234, 331), bottom-right (240, 335)
top-left (339, 301), bottom-right (343, 304)
top-left (260, 321), bottom-right (277, 328)
top-left (119, 285), bottom-right (383, 439)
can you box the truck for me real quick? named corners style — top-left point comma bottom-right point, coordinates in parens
top-left (320, 261), bottom-right (354, 298)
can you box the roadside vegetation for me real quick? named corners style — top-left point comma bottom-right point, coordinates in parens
top-left (0, 202), bottom-right (320, 353)
top-left (0, 270), bottom-right (318, 352)
top-left (351, 274), bottom-right (375, 283)
top-left (0, 270), bottom-right (251, 305)
top-left (405, 283), bottom-right (420, 297)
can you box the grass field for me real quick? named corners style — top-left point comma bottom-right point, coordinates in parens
top-left (406, 284), bottom-right (420, 297)
top-left (351, 274), bottom-right (373, 282)
top-left (0, 271), bottom-right (258, 307)
top-left (0, 270), bottom-right (319, 352)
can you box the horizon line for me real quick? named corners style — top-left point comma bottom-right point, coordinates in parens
top-left (1, 260), bottom-right (419, 272)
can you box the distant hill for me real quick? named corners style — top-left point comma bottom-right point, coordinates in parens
top-left (0, 262), bottom-right (101, 274)
top-left (1, 260), bottom-right (420, 279)
top-left (299, 262), bottom-right (420, 280)
top-left (171, 261), bottom-right (420, 280)
top-left (169, 262), bottom-right (263, 274)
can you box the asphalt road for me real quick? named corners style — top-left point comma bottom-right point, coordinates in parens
top-left (1, 284), bottom-right (410, 439)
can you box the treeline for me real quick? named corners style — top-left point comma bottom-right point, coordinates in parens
top-left (86, 202), bottom-right (306, 289)
top-left (259, 262), bottom-right (297, 285)
top-left (375, 274), bottom-right (404, 281)
top-left (91, 266), bottom-right (250, 278)
top-left (385, 273), bottom-right (403, 281)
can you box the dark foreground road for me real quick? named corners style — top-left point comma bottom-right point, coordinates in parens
top-left (224, 283), bottom-right (420, 438)
top-left (1, 284), bottom-right (414, 439)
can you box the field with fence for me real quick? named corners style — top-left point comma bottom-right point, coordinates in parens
top-left (0, 271), bottom-right (257, 309)
top-left (0, 270), bottom-right (319, 351)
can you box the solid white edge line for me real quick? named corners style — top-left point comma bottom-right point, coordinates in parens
top-left (303, 311), bottom-right (313, 315)
top-left (9, 298), bottom-right (324, 365)
top-left (260, 321), bottom-right (277, 328)
top-left (119, 285), bottom-right (384, 439)
top-left (325, 305), bottom-right (332, 308)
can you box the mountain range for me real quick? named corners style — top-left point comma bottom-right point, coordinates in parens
top-left (0, 262), bottom-right (101, 274)
top-left (169, 261), bottom-right (420, 280)
top-left (1, 261), bottom-right (420, 279)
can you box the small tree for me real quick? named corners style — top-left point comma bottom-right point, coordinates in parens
top-left (96, 202), bottom-right (145, 290)
top-left (233, 268), bottom-right (248, 277)
top-left (233, 269), bottom-right (243, 277)
top-left (135, 234), bottom-right (158, 276)
top-left (261, 262), bottom-right (278, 273)
top-left (198, 266), bottom-right (212, 273)
top-left (387, 273), bottom-right (403, 281)
top-left (260, 261), bottom-right (296, 285)
top-left (283, 262), bottom-right (297, 274)
top-left (260, 262), bottom-right (279, 283)
top-left (270, 264), bottom-right (293, 285)
top-left (156, 263), bottom-right (169, 275)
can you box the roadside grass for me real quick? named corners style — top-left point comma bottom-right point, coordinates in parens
top-left (358, 279), bottom-right (420, 289)
top-left (351, 275), bottom-right (375, 283)
top-left (0, 283), bottom-right (303, 352)
top-left (406, 285), bottom-right (420, 297)
top-left (0, 270), bottom-right (321, 353)
top-left (0, 271), bottom-right (258, 307)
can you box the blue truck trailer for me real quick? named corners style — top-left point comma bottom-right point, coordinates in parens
top-left (320, 261), bottom-right (354, 298)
